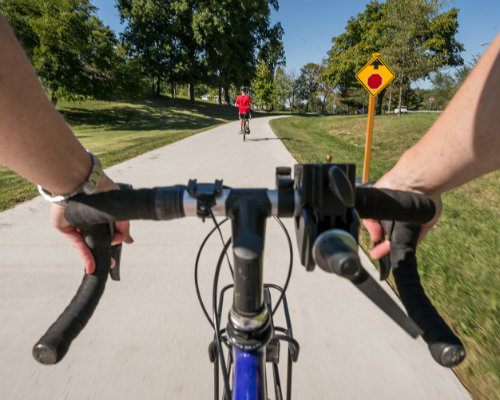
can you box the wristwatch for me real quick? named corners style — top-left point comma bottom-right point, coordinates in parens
top-left (37, 150), bottom-right (103, 205)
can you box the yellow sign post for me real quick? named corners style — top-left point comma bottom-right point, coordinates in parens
top-left (355, 53), bottom-right (395, 182)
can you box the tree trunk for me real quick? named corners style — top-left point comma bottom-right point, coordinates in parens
top-left (218, 86), bottom-right (222, 105)
top-left (397, 69), bottom-right (404, 116)
top-left (156, 76), bottom-right (161, 97)
top-left (171, 81), bottom-right (175, 98)
top-left (189, 83), bottom-right (195, 102)
top-left (50, 92), bottom-right (58, 106)
top-left (223, 86), bottom-right (230, 104)
top-left (376, 88), bottom-right (386, 115)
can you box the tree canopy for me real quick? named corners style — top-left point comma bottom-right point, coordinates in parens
top-left (1, 0), bottom-right (466, 111)
top-left (1, 0), bottom-right (121, 104)
top-left (324, 0), bottom-right (463, 113)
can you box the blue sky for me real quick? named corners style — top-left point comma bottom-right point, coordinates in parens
top-left (93, 0), bottom-right (500, 82)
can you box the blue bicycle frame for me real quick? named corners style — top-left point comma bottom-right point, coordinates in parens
top-left (212, 281), bottom-right (297, 400)
top-left (233, 348), bottom-right (266, 400)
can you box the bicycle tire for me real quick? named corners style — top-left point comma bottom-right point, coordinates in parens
top-left (242, 117), bottom-right (247, 142)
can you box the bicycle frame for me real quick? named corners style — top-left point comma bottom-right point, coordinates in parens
top-left (211, 282), bottom-right (297, 400)
top-left (240, 114), bottom-right (249, 141)
top-left (208, 191), bottom-right (297, 399)
top-left (225, 194), bottom-right (271, 399)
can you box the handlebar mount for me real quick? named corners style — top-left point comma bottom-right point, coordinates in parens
top-left (293, 164), bottom-right (358, 271)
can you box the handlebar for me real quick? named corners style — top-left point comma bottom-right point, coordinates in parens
top-left (33, 165), bottom-right (465, 368)
top-left (50, 186), bottom-right (435, 226)
top-left (33, 223), bottom-right (113, 364)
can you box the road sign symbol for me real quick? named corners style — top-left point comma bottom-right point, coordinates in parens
top-left (371, 59), bottom-right (383, 69)
top-left (356, 53), bottom-right (395, 96)
top-left (367, 74), bottom-right (382, 89)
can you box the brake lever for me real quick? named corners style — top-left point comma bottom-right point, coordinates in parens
top-left (312, 230), bottom-right (423, 338)
top-left (377, 221), bottom-right (394, 281)
top-left (109, 243), bottom-right (122, 281)
top-left (375, 236), bottom-right (391, 280)
top-left (108, 183), bottom-right (132, 281)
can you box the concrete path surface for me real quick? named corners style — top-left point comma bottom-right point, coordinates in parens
top-left (0, 116), bottom-right (471, 399)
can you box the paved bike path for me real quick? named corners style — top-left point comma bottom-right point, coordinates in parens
top-left (0, 116), bottom-right (470, 399)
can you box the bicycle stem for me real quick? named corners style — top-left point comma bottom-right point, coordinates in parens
top-left (226, 194), bottom-right (273, 352)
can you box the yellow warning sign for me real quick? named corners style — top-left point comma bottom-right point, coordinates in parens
top-left (355, 53), bottom-right (395, 96)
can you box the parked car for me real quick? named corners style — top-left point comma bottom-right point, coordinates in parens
top-left (394, 106), bottom-right (408, 114)
top-left (356, 108), bottom-right (367, 114)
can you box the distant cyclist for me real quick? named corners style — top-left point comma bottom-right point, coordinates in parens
top-left (234, 86), bottom-right (254, 134)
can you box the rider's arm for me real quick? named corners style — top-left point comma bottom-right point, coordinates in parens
top-left (377, 33), bottom-right (499, 197)
top-left (365, 33), bottom-right (500, 259)
top-left (0, 15), bottom-right (98, 195)
top-left (0, 15), bottom-right (133, 272)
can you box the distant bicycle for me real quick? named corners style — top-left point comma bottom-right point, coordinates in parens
top-left (240, 113), bottom-right (250, 142)
top-left (235, 86), bottom-right (253, 142)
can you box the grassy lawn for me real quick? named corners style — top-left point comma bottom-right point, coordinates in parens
top-left (270, 114), bottom-right (500, 400)
top-left (0, 97), bottom-right (240, 210)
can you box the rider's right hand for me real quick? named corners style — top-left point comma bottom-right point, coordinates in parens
top-left (362, 177), bottom-right (442, 260)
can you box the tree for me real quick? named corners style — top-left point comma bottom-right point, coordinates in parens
top-left (382, 0), bottom-right (463, 113)
top-left (112, 43), bottom-right (147, 98)
top-left (257, 23), bottom-right (286, 77)
top-left (324, 0), bottom-right (463, 115)
top-left (317, 62), bottom-right (336, 114)
top-left (118, 0), bottom-right (176, 97)
top-left (193, 0), bottom-right (280, 104)
top-left (273, 67), bottom-right (294, 110)
top-left (1, 0), bottom-right (119, 104)
top-left (167, 0), bottom-right (205, 101)
top-left (252, 59), bottom-right (275, 109)
top-left (324, 1), bottom-right (387, 112)
top-left (296, 63), bottom-right (320, 112)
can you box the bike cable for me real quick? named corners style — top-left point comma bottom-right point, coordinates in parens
top-left (194, 217), bottom-right (230, 329)
top-left (212, 237), bottom-right (233, 398)
top-left (270, 216), bottom-right (293, 317)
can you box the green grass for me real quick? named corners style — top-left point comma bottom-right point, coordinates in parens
top-left (0, 97), bottom-right (240, 210)
top-left (270, 114), bottom-right (500, 400)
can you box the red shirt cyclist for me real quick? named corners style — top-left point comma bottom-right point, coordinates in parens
top-left (234, 86), bottom-right (254, 134)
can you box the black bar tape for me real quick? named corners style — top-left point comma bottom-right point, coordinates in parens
top-left (356, 187), bottom-right (435, 224)
top-left (33, 224), bottom-right (112, 364)
top-left (65, 186), bottom-right (185, 227)
top-left (153, 186), bottom-right (186, 220)
top-left (388, 222), bottom-right (466, 367)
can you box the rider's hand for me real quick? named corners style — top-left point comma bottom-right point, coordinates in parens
top-left (50, 174), bottom-right (134, 274)
top-left (362, 178), bottom-right (442, 260)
